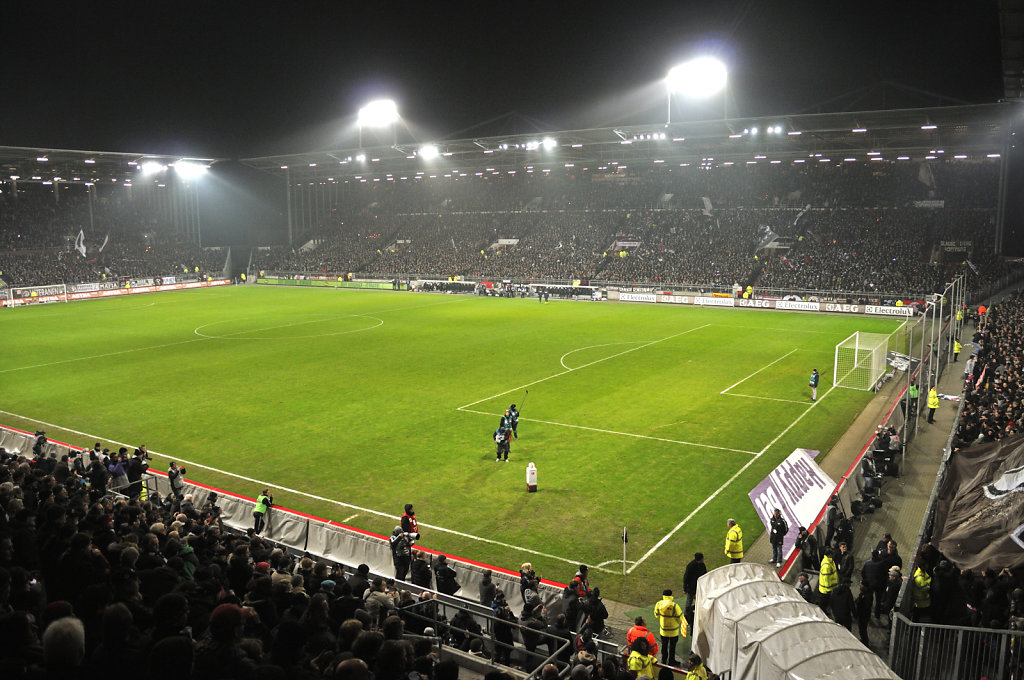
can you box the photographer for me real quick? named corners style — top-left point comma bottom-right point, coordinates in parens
top-left (32, 430), bottom-right (47, 458)
top-left (253, 489), bottom-right (273, 534)
top-left (389, 526), bottom-right (413, 581)
top-left (167, 461), bottom-right (186, 501)
top-left (490, 590), bottom-right (517, 665)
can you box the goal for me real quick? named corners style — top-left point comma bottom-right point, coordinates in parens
top-left (834, 331), bottom-right (890, 390)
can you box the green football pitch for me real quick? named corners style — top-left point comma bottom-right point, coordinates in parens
top-left (0, 286), bottom-right (901, 603)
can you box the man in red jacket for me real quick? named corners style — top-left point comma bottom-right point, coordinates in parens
top-left (401, 504), bottom-right (420, 541)
top-left (625, 616), bottom-right (659, 659)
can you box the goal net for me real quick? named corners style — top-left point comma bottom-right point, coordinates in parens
top-left (833, 331), bottom-right (891, 390)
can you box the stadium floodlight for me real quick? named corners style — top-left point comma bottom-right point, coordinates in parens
top-left (36, 156), bottom-right (48, 162)
top-left (542, 137), bottom-right (557, 150)
top-left (418, 144), bottom-right (439, 160)
top-left (174, 160), bottom-right (208, 180)
top-left (666, 57), bottom-right (727, 98)
top-left (357, 99), bottom-right (399, 128)
top-left (140, 161), bottom-right (166, 175)
top-left (665, 57), bottom-right (727, 124)
top-left (750, 126), bottom-right (759, 135)
top-left (355, 153), bottom-right (366, 162)
top-left (84, 159), bottom-right (96, 164)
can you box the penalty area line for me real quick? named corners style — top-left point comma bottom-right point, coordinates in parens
top-left (460, 407), bottom-right (758, 455)
top-left (457, 324), bottom-right (711, 410)
top-left (722, 393), bottom-right (809, 404)
top-left (0, 408), bottom-right (600, 572)
top-left (627, 384), bottom-right (836, 573)
top-left (720, 349), bottom-right (798, 395)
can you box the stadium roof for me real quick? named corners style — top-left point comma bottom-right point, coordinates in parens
top-left (240, 104), bottom-right (1009, 183)
top-left (1001, 0), bottom-right (1024, 100)
top-left (0, 146), bottom-right (218, 187)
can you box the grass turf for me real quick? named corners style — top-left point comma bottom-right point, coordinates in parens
top-left (0, 285), bottom-right (902, 604)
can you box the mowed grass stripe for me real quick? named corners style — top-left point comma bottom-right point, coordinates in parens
top-left (0, 287), bottom-right (902, 603)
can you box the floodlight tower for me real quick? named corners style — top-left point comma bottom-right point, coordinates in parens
top-left (665, 57), bottom-right (728, 124)
top-left (357, 99), bottom-right (400, 147)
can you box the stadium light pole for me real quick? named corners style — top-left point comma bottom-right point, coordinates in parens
top-left (665, 57), bottom-right (728, 124)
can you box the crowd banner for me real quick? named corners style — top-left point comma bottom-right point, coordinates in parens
top-left (2, 278), bottom-right (230, 307)
top-left (749, 449), bottom-right (836, 562)
top-left (932, 433), bottom-right (1024, 571)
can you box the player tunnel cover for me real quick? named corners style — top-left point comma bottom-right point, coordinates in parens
top-left (932, 433), bottom-right (1024, 571)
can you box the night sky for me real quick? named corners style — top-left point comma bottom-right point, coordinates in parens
top-left (2, 1), bottom-right (1005, 159)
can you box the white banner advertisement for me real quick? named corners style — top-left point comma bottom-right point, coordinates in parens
top-left (776, 300), bottom-right (821, 312)
top-left (865, 305), bottom-right (914, 317)
top-left (694, 296), bottom-right (736, 307)
top-left (748, 448), bottom-right (837, 560)
top-left (620, 292), bottom-right (657, 303)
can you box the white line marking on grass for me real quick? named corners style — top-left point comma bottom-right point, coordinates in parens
top-left (596, 559), bottom-right (635, 568)
top-left (460, 407), bottom-right (758, 454)
top-left (559, 342), bottom-right (647, 370)
top-left (722, 393), bottom-right (809, 404)
top-left (627, 384), bottom-right (836, 573)
top-left (194, 315), bottom-right (384, 340)
top-left (726, 325), bottom-right (834, 334)
top-left (0, 409), bottom-right (599, 571)
top-left (0, 337), bottom-right (207, 375)
top-left (343, 513), bottom-right (360, 523)
top-left (652, 419), bottom-right (688, 430)
top-left (458, 324), bottom-right (711, 410)
top-left (720, 349), bottom-right (798, 394)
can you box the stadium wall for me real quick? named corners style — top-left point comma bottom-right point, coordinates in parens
top-left (614, 291), bottom-right (916, 317)
top-left (257, 276), bottom-right (405, 290)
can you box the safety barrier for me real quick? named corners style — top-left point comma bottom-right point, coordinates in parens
top-left (889, 612), bottom-right (1024, 680)
top-left (0, 423), bottom-right (564, 618)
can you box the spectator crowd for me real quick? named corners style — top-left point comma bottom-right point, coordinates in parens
top-left (254, 160), bottom-right (1014, 298)
top-left (3, 160), bottom-right (1017, 296)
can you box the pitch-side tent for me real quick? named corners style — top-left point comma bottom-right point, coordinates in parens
top-left (693, 563), bottom-right (898, 680)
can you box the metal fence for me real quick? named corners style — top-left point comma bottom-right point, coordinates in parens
top-left (889, 613), bottom-right (1024, 680)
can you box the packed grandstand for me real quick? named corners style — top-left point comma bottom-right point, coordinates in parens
top-left (2, 103), bottom-right (1024, 680)
top-left (1, 154), bottom-right (1017, 300)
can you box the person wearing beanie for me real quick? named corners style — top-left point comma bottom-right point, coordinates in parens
top-left (653, 588), bottom-right (684, 667)
top-left (682, 552), bottom-right (706, 627)
top-left (401, 504), bottom-right (419, 539)
top-left (434, 555), bottom-right (460, 596)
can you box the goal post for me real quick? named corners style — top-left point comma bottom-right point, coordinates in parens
top-left (834, 331), bottom-right (890, 390)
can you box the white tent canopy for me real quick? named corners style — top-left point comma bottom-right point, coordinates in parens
top-left (693, 563), bottom-right (899, 680)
